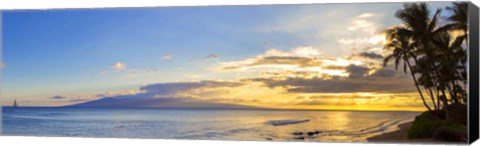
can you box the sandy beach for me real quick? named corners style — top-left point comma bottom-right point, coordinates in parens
top-left (367, 121), bottom-right (414, 142)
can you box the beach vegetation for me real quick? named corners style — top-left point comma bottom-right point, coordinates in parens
top-left (407, 111), bottom-right (446, 139)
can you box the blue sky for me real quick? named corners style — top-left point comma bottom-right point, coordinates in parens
top-left (1, 2), bottom-right (453, 109)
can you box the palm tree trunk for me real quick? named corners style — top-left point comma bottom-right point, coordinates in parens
top-left (427, 87), bottom-right (437, 110)
top-left (423, 49), bottom-right (450, 120)
top-left (442, 53), bottom-right (460, 104)
top-left (450, 80), bottom-right (460, 104)
top-left (434, 69), bottom-right (450, 121)
top-left (436, 89), bottom-right (441, 109)
top-left (406, 58), bottom-right (432, 111)
top-left (411, 54), bottom-right (436, 110)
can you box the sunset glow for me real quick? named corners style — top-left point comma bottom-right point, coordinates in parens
top-left (1, 2), bottom-right (454, 111)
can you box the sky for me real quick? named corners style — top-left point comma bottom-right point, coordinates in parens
top-left (1, 2), bottom-right (454, 111)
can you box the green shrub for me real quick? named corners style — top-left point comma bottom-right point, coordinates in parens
top-left (407, 111), bottom-right (446, 139)
top-left (433, 123), bottom-right (467, 141)
top-left (407, 111), bottom-right (468, 142)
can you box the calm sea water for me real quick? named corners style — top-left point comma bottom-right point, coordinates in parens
top-left (1, 107), bottom-right (419, 142)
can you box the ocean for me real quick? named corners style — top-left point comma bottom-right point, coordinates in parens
top-left (1, 107), bottom-right (419, 142)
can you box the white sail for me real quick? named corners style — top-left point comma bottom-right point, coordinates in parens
top-left (13, 99), bottom-right (18, 107)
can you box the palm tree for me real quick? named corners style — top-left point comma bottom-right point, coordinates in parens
top-left (432, 32), bottom-right (456, 102)
top-left (394, 3), bottom-right (443, 79)
top-left (393, 3), bottom-right (450, 109)
top-left (445, 2), bottom-right (468, 36)
top-left (444, 2), bottom-right (469, 98)
top-left (383, 27), bottom-right (433, 111)
top-left (385, 2), bottom-right (469, 121)
top-left (386, 3), bottom-right (466, 121)
top-left (432, 30), bottom-right (468, 104)
top-left (413, 58), bottom-right (440, 109)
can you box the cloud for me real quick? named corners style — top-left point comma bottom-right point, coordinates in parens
top-left (205, 54), bottom-right (219, 59)
top-left (214, 46), bottom-right (401, 81)
top-left (51, 95), bottom-right (67, 100)
top-left (96, 90), bottom-right (138, 98)
top-left (217, 47), bottom-right (335, 70)
top-left (184, 73), bottom-right (202, 79)
top-left (265, 46), bottom-right (324, 57)
top-left (345, 64), bottom-right (370, 78)
top-left (162, 54), bottom-right (173, 60)
top-left (369, 68), bottom-right (398, 78)
top-left (258, 73), bottom-right (414, 93)
top-left (103, 62), bottom-right (160, 80)
top-left (216, 46), bottom-right (361, 78)
top-left (220, 56), bottom-right (317, 71)
top-left (71, 66), bottom-right (419, 110)
top-left (347, 13), bottom-right (378, 33)
top-left (356, 13), bottom-right (375, 19)
top-left (111, 62), bottom-right (127, 71)
top-left (90, 57), bottom-right (413, 108)
top-left (358, 52), bottom-right (384, 59)
top-left (348, 19), bottom-right (375, 31)
top-left (259, 2), bottom-right (411, 58)
top-left (140, 80), bottom-right (244, 96)
top-left (336, 13), bottom-right (387, 54)
top-left (50, 95), bottom-right (100, 103)
top-left (337, 34), bottom-right (386, 48)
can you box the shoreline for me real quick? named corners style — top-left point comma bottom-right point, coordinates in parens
top-left (367, 121), bottom-right (414, 142)
top-left (367, 121), bottom-right (451, 144)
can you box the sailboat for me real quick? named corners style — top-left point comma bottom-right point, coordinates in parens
top-left (13, 99), bottom-right (18, 107)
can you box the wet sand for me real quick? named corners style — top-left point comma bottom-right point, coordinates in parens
top-left (367, 121), bottom-right (413, 141)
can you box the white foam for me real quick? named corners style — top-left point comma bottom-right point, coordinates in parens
top-left (268, 119), bottom-right (310, 126)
